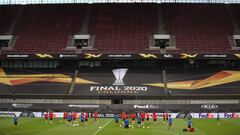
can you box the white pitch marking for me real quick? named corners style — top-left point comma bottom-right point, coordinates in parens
top-left (93, 119), bottom-right (113, 135)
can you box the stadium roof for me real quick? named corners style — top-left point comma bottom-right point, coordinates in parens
top-left (0, 0), bottom-right (240, 5)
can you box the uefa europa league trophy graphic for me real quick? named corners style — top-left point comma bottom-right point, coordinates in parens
top-left (112, 68), bottom-right (128, 85)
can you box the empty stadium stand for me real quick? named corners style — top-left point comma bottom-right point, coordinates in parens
top-left (87, 4), bottom-right (157, 53)
top-left (0, 6), bottom-right (20, 34)
top-left (0, 4), bottom-right (239, 53)
top-left (162, 4), bottom-right (235, 53)
top-left (6, 5), bottom-right (85, 53)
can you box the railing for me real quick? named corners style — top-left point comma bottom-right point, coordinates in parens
top-left (0, 0), bottom-right (240, 5)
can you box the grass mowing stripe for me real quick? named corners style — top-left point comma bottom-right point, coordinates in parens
top-left (93, 119), bottom-right (113, 135)
top-left (6, 129), bottom-right (42, 135)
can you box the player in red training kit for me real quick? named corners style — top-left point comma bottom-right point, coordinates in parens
top-left (63, 112), bottom-right (68, 120)
top-left (121, 112), bottom-right (127, 127)
top-left (130, 113), bottom-right (136, 125)
top-left (163, 112), bottom-right (167, 125)
top-left (72, 112), bottom-right (77, 124)
top-left (141, 112), bottom-right (146, 126)
top-left (44, 112), bottom-right (48, 124)
top-left (85, 113), bottom-right (89, 123)
top-left (49, 112), bottom-right (54, 124)
top-left (153, 111), bottom-right (157, 125)
top-left (94, 111), bottom-right (98, 125)
top-left (146, 113), bottom-right (150, 123)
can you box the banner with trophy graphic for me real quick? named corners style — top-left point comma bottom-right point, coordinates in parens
top-left (77, 68), bottom-right (154, 95)
top-left (0, 68), bottom-right (240, 95)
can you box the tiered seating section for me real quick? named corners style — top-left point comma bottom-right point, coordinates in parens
top-left (12, 5), bottom-right (85, 53)
top-left (0, 6), bottom-right (20, 34)
top-left (0, 4), bottom-right (239, 53)
top-left (88, 4), bottom-right (157, 53)
top-left (162, 4), bottom-right (234, 53)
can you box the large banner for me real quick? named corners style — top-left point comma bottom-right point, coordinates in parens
top-left (0, 68), bottom-right (240, 95)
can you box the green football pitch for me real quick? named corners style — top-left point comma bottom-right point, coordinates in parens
top-left (0, 118), bottom-right (240, 135)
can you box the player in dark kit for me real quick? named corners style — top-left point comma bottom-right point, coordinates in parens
top-left (13, 115), bottom-right (18, 126)
top-left (166, 112), bottom-right (169, 121)
top-left (115, 114), bottom-right (119, 127)
top-left (188, 118), bottom-right (192, 128)
top-left (67, 112), bottom-right (72, 126)
top-left (80, 113), bottom-right (85, 126)
top-left (137, 114), bottom-right (141, 128)
top-left (124, 118), bottom-right (129, 128)
top-left (168, 115), bottom-right (173, 130)
top-left (115, 114), bottom-right (119, 121)
top-left (217, 113), bottom-right (220, 125)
